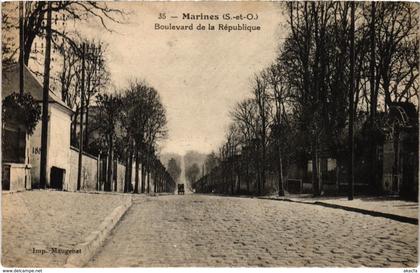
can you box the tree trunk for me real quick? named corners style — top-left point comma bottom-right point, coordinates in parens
top-left (124, 149), bottom-right (130, 193)
top-left (134, 148), bottom-right (140, 193)
top-left (236, 164), bottom-right (241, 194)
top-left (261, 132), bottom-right (266, 192)
top-left (105, 135), bottom-right (113, 192)
top-left (127, 144), bottom-right (133, 192)
top-left (147, 160), bottom-right (150, 194)
top-left (369, 2), bottom-right (377, 192)
top-left (311, 135), bottom-right (320, 196)
top-left (348, 1), bottom-right (355, 200)
top-left (246, 162), bottom-right (250, 194)
top-left (157, 173), bottom-right (160, 193)
top-left (256, 147), bottom-right (261, 195)
top-left (278, 141), bottom-right (285, 196)
top-left (231, 162), bottom-right (234, 195)
top-left (154, 170), bottom-right (157, 193)
top-left (113, 160), bottom-right (117, 192)
top-left (71, 107), bottom-right (79, 145)
top-left (84, 104), bottom-right (89, 150)
top-left (141, 161), bottom-right (146, 193)
top-left (392, 126), bottom-right (400, 193)
top-left (24, 32), bottom-right (36, 66)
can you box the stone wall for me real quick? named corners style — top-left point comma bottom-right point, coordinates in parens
top-left (115, 163), bottom-right (126, 193)
top-left (68, 148), bottom-right (98, 191)
top-left (2, 163), bottom-right (31, 191)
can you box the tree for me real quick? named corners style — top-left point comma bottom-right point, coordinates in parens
top-left (2, 3), bottom-right (18, 69)
top-left (374, 3), bottom-right (418, 108)
top-left (348, 1), bottom-right (356, 200)
top-left (204, 152), bottom-right (219, 174)
top-left (167, 158), bottom-right (181, 183)
top-left (230, 98), bottom-right (259, 145)
top-left (82, 40), bottom-right (110, 150)
top-left (262, 63), bottom-right (291, 196)
top-left (57, 41), bottom-right (79, 108)
top-left (252, 74), bottom-right (272, 194)
top-left (186, 163), bottom-right (200, 190)
top-left (2, 92), bottom-right (41, 135)
top-left (142, 86), bottom-right (168, 193)
top-left (284, 2), bottom-right (321, 196)
top-left (57, 38), bottom-right (110, 149)
top-left (120, 80), bottom-right (167, 194)
top-left (282, 2), bottom-right (359, 196)
top-left (271, 2), bottom-right (417, 197)
top-left (95, 93), bottom-right (122, 191)
top-left (206, 1), bottom-right (419, 199)
top-left (20, 2), bottom-right (126, 66)
top-left (230, 98), bottom-right (260, 194)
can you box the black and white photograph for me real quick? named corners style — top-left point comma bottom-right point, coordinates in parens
top-left (1, 0), bottom-right (418, 270)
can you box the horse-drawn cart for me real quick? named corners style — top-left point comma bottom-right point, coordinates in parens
top-left (178, 184), bottom-right (185, 195)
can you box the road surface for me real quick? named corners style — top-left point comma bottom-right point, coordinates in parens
top-left (87, 194), bottom-right (417, 267)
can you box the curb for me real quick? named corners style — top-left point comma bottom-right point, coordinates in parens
top-left (263, 197), bottom-right (418, 225)
top-left (64, 197), bottom-right (133, 267)
top-left (1, 189), bottom-right (27, 194)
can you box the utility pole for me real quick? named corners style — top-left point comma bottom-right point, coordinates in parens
top-left (84, 49), bottom-right (99, 148)
top-left (77, 43), bottom-right (86, 191)
top-left (369, 2), bottom-right (377, 192)
top-left (348, 2), bottom-right (355, 201)
top-left (19, 2), bottom-right (24, 96)
top-left (19, 2), bottom-right (26, 189)
top-left (39, 2), bottom-right (52, 189)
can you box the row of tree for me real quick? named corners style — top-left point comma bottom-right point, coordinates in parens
top-left (166, 153), bottom-right (207, 192)
top-left (94, 80), bottom-right (170, 193)
top-left (194, 2), bottom-right (418, 197)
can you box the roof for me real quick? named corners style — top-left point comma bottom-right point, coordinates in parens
top-left (2, 64), bottom-right (72, 113)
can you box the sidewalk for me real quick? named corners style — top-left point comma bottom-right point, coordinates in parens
top-left (2, 190), bottom-right (132, 267)
top-left (262, 194), bottom-right (418, 224)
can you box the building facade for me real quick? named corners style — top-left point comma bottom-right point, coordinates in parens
top-left (2, 64), bottom-right (72, 190)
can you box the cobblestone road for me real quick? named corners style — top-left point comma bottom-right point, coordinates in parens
top-left (88, 194), bottom-right (418, 267)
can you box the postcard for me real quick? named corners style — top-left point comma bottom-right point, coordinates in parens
top-left (1, 1), bottom-right (418, 270)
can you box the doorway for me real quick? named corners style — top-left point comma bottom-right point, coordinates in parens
top-left (50, 167), bottom-right (65, 190)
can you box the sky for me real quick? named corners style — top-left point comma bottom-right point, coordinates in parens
top-left (79, 2), bottom-right (286, 156)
